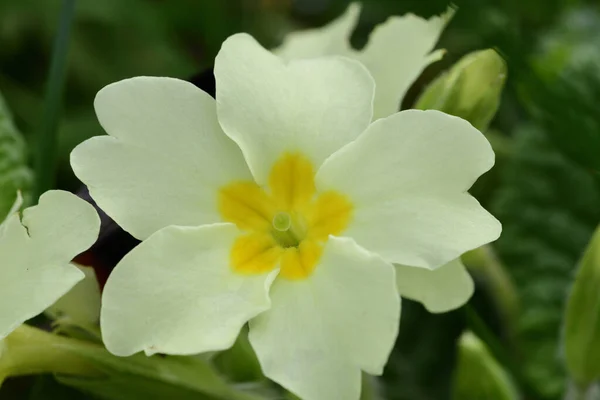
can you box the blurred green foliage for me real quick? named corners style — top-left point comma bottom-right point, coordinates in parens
top-left (492, 125), bottom-right (600, 398)
top-left (1, 0), bottom-right (600, 399)
top-left (0, 0), bottom-right (282, 190)
top-left (0, 91), bottom-right (32, 217)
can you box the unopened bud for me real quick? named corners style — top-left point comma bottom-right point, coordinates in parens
top-left (415, 49), bottom-right (507, 131)
top-left (452, 331), bottom-right (519, 400)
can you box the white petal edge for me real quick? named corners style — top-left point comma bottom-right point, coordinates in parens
top-left (101, 223), bottom-right (277, 357)
top-left (275, 3), bottom-right (361, 61)
top-left (71, 77), bottom-right (252, 240)
top-left (316, 109), bottom-right (501, 269)
top-left (215, 33), bottom-right (375, 185)
top-left (356, 9), bottom-right (452, 119)
top-left (395, 258), bottom-right (474, 313)
top-left (249, 236), bottom-right (400, 400)
top-left (0, 190), bottom-right (100, 338)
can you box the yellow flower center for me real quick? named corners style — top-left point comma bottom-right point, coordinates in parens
top-left (218, 152), bottom-right (352, 280)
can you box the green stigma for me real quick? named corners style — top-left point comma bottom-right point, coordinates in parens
top-left (273, 212), bottom-right (292, 232)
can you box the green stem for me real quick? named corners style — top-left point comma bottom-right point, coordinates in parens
top-left (462, 246), bottom-right (519, 334)
top-left (0, 324), bottom-right (101, 384)
top-left (0, 325), bottom-right (267, 400)
top-left (33, 0), bottom-right (76, 200)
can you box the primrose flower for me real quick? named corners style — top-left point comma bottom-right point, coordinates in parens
top-left (277, 3), bottom-right (485, 313)
top-left (71, 33), bottom-right (500, 400)
top-left (0, 191), bottom-right (100, 339)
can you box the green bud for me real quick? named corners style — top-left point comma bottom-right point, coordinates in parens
top-left (452, 332), bottom-right (519, 400)
top-left (564, 224), bottom-right (600, 390)
top-left (415, 49), bottom-right (507, 131)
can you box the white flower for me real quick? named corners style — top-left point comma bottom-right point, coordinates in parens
top-left (0, 191), bottom-right (100, 339)
top-left (71, 33), bottom-right (500, 400)
top-left (276, 3), bottom-right (479, 313)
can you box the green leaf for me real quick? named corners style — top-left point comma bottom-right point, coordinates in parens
top-left (0, 375), bottom-right (93, 400)
top-left (521, 67), bottom-right (600, 174)
top-left (462, 246), bottom-right (520, 338)
top-left (58, 368), bottom-right (220, 400)
top-left (564, 224), bottom-right (600, 389)
top-left (29, 375), bottom-right (94, 400)
top-left (492, 125), bottom-right (600, 398)
top-left (0, 90), bottom-right (32, 218)
top-left (212, 328), bottom-right (264, 384)
top-left (452, 332), bottom-right (519, 400)
top-left (524, 8), bottom-right (600, 173)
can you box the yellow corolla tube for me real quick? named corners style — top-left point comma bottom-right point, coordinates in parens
top-left (220, 152), bottom-right (352, 279)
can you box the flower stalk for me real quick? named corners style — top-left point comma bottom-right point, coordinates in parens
top-left (0, 325), bottom-right (267, 400)
top-left (0, 324), bottom-right (101, 385)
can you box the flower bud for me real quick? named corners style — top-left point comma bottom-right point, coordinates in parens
top-left (452, 331), bottom-right (519, 400)
top-left (415, 49), bottom-right (507, 131)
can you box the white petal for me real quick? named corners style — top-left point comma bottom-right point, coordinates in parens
top-left (46, 264), bottom-right (101, 325)
top-left (275, 4), bottom-right (449, 120)
top-left (395, 258), bottom-right (474, 313)
top-left (316, 110), bottom-right (501, 268)
top-left (0, 190), bottom-right (100, 338)
top-left (71, 77), bottom-right (252, 240)
top-left (357, 11), bottom-right (450, 119)
top-left (215, 33), bottom-right (374, 185)
top-left (275, 3), bottom-right (361, 61)
top-left (21, 191), bottom-right (100, 262)
top-left (249, 237), bottom-right (399, 400)
top-left (101, 223), bottom-right (277, 357)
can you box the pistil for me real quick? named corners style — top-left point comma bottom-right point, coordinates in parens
top-left (271, 212), bottom-right (304, 248)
